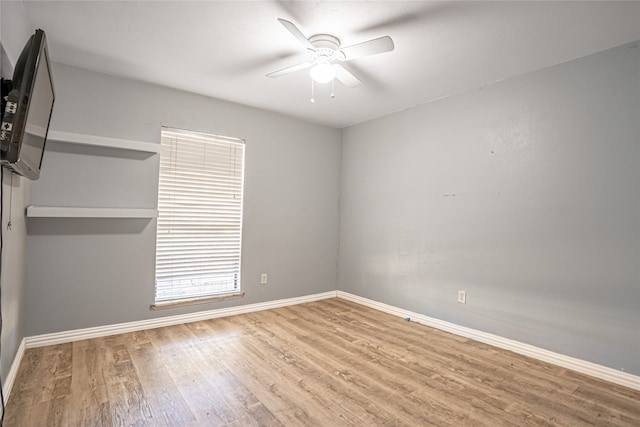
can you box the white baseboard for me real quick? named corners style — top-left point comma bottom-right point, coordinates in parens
top-left (336, 291), bottom-right (640, 391)
top-left (25, 291), bottom-right (337, 348)
top-left (2, 338), bottom-right (25, 404)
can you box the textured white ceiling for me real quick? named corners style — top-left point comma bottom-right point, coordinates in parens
top-left (21, 1), bottom-right (640, 128)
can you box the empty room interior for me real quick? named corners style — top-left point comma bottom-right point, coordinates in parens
top-left (0, 1), bottom-right (639, 425)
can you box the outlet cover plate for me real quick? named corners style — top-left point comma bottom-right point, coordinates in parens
top-left (458, 290), bottom-right (466, 304)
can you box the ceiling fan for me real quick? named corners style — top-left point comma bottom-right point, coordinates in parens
top-left (266, 18), bottom-right (394, 96)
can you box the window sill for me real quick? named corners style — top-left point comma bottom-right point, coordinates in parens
top-left (150, 292), bottom-right (245, 310)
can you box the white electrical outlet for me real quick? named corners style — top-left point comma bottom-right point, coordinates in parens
top-left (458, 290), bottom-right (466, 304)
top-left (260, 273), bottom-right (268, 284)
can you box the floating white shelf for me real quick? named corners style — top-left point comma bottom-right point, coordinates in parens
top-left (47, 130), bottom-right (160, 154)
top-left (27, 206), bottom-right (158, 219)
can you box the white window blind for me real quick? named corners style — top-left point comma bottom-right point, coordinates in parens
top-left (155, 127), bottom-right (245, 302)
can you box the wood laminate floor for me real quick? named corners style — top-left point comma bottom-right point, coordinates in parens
top-left (4, 298), bottom-right (640, 426)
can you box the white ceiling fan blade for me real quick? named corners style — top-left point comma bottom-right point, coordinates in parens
top-left (335, 65), bottom-right (362, 88)
top-left (339, 36), bottom-right (394, 60)
top-left (266, 61), bottom-right (313, 78)
top-left (278, 18), bottom-right (314, 49)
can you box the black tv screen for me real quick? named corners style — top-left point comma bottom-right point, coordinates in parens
top-left (0, 29), bottom-right (55, 180)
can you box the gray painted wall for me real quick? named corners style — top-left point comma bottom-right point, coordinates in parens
top-left (0, 171), bottom-right (29, 392)
top-left (0, 0), bottom-right (33, 392)
top-left (26, 63), bottom-right (341, 336)
top-left (339, 42), bottom-right (640, 375)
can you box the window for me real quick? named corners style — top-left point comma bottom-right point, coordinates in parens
top-left (154, 127), bottom-right (245, 304)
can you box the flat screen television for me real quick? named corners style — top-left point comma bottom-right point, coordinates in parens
top-left (1, 29), bottom-right (55, 181)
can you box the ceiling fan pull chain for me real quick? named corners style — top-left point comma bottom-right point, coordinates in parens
top-left (331, 78), bottom-right (335, 99)
top-left (310, 79), bottom-right (315, 103)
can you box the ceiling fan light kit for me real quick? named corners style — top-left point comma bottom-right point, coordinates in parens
top-left (267, 18), bottom-right (395, 102)
top-left (309, 62), bottom-right (336, 84)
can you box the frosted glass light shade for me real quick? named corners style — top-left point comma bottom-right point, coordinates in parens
top-left (310, 63), bottom-right (336, 84)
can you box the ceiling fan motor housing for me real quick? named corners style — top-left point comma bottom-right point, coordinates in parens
top-left (308, 34), bottom-right (346, 61)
